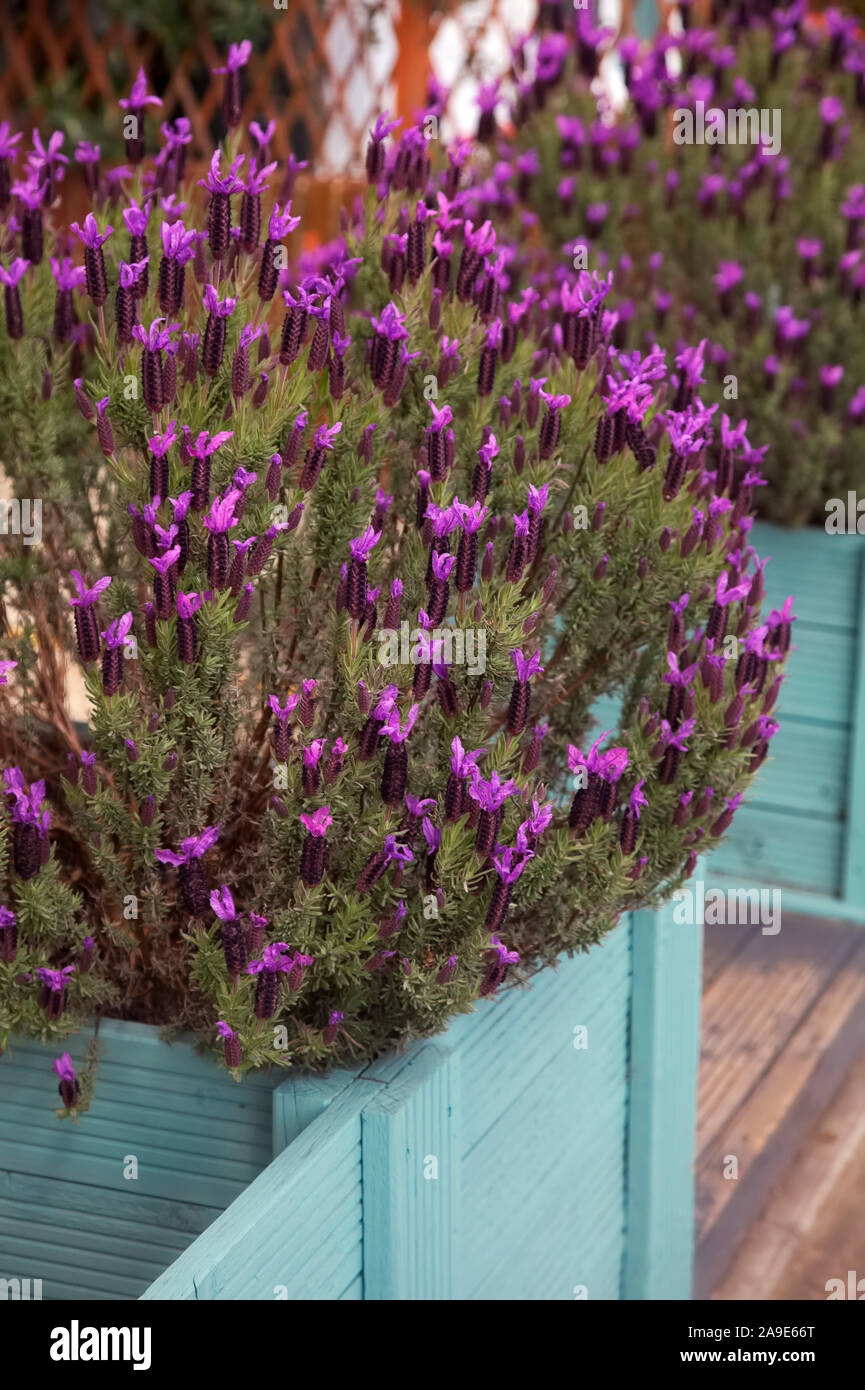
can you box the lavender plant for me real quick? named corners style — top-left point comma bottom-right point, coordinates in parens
top-left (466, 0), bottom-right (865, 526)
top-left (0, 46), bottom-right (791, 1117)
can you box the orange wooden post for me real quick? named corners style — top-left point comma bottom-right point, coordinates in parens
top-left (394, 0), bottom-right (435, 128)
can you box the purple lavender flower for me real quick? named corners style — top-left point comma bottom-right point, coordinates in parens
top-left (299, 805), bottom-right (332, 887)
top-left (346, 526), bottom-right (381, 620)
top-left (507, 648), bottom-right (544, 737)
top-left (245, 941), bottom-right (293, 1018)
top-left (36, 964), bottom-right (75, 1019)
top-left (53, 1051), bottom-right (79, 1107)
top-left (69, 570), bottom-right (111, 663)
top-left (154, 824), bottom-right (221, 917)
top-left (0, 905), bottom-right (17, 963)
top-left (0, 258), bottom-right (29, 338)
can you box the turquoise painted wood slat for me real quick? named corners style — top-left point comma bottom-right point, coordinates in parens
top-left (843, 551), bottom-right (865, 908)
top-left (141, 1077), bottom-right (368, 1299)
top-left (731, 717), bottom-right (848, 819)
top-left (755, 524), bottom-right (862, 630)
top-left (142, 917), bottom-right (684, 1302)
top-left (712, 804), bottom-right (844, 897)
top-left (623, 877), bottom-right (704, 1299)
top-left (0, 1020), bottom-right (278, 1299)
top-left (718, 523), bottom-right (865, 919)
top-left (362, 1044), bottom-right (460, 1300)
top-left (457, 930), bottom-right (631, 1301)
top-left (272, 1068), bottom-right (364, 1154)
top-left (2, 903), bottom-right (703, 1301)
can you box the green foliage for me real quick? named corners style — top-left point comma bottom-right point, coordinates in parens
top-left (0, 80), bottom-right (791, 1112)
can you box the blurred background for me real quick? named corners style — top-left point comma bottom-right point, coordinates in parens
top-left (0, 0), bottom-right (672, 236)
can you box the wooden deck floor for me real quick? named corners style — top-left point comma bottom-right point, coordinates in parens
top-left (694, 914), bottom-right (865, 1300)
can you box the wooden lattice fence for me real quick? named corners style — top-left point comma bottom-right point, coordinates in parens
top-left (0, 0), bottom-right (673, 237)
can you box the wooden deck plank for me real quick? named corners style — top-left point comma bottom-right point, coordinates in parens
top-left (709, 1052), bottom-right (865, 1300)
top-left (701, 920), bottom-right (753, 992)
top-left (695, 940), bottom-right (865, 1295)
top-left (697, 918), bottom-right (861, 1159)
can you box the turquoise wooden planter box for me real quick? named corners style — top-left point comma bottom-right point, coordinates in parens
top-left (0, 897), bottom-right (701, 1301)
top-left (713, 522), bottom-right (865, 923)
